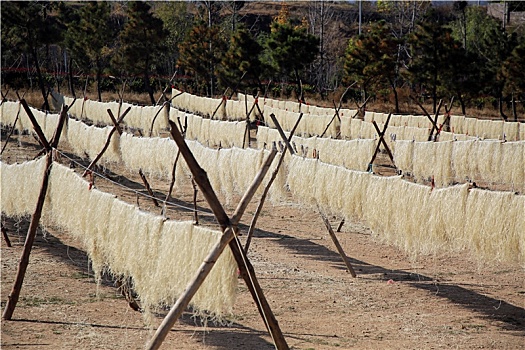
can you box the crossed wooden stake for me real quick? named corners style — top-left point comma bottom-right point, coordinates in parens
top-left (252, 114), bottom-right (358, 277)
top-left (368, 113), bottom-right (395, 169)
top-left (147, 120), bottom-right (287, 350)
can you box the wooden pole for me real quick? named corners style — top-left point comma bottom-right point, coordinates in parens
top-left (371, 120), bottom-right (395, 165)
top-left (0, 102), bottom-right (21, 155)
top-left (2, 153), bottom-right (52, 320)
top-left (191, 178), bottom-right (199, 225)
top-left (2, 227), bottom-right (12, 247)
top-left (164, 150), bottom-right (181, 202)
top-left (428, 99), bottom-right (444, 141)
top-left (319, 211), bottom-right (357, 278)
top-left (254, 98), bottom-right (266, 124)
top-left (244, 113), bottom-right (303, 253)
top-left (148, 122), bottom-right (287, 350)
top-left (49, 104), bottom-right (69, 149)
top-left (81, 107), bottom-right (130, 177)
top-left (352, 95), bottom-right (372, 119)
top-left (368, 113), bottom-right (393, 167)
top-left (20, 99), bottom-right (51, 151)
top-left (139, 169), bottom-right (160, 207)
top-left (163, 119), bottom-right (186, 203)
top-left (336, 219), bottom-right (345, 233)
top-left (149, 101), bottom-right (169, 137)
top-left (269, 113), bottom-right (296, 155)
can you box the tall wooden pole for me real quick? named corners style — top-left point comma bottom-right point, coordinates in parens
top-left (2, 101), bottom-right (69, 320)
top-left (147, 121), bottom-right (287, 350)
top-left (2, 153), bottom-right (53, 321)
top-left (244, 113), bottom-right (303, 253)
top-left (319, 211), bottom-right (357, 278)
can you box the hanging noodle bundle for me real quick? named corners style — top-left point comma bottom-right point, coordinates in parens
top-left (0, 157), bottom-right (48, 217)
top-left (119, 133), bottom-right (179, 179)
top-left (39, 162), bottom-right (238, 321)
top-left (393, 140), bottom-right (415, 174)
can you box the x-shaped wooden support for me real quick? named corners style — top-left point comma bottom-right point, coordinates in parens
top-left (368, 113), bottom-right (395, 168)
top-left (82, 107), bottom-right (131, 177)
top-left (147, 121), bottom-right (288, 350)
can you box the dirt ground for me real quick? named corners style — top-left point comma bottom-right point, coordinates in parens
top-left (1, 133), bottom-right (524, 350)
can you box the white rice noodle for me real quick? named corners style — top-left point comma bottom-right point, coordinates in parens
top-left (316, 138), bottom-right (375, 171)
top-left (363, 175), bottom-right (402, 238)
top-left (256, 125), bottom-right (270, 149)
top-left (464, 189), bottom-right (525, 264)
top-left (503, 122), bottom-right (520, 142)
top-left (393, 140), bottom-right (414, 174)
top-left (451, 140), bottom-right (476, 182)
top-left (200, 118), bottom-right (211, 145)
top-left (0, 157), bottom-right (48, 217)
top-left (475, 140), bottom-right (502, 184)
top-left (500, 142), bottom-right (525, 192)
top-left (412, 141), bottom-right (436, 183)
top-left (148, 221), bottom-right (238, 318)
top-left (286, 155), bottom-right (319, 208)
top-left (143, 105), bottom-right (166, 136)
top-left (449, 115), bottom-right (465, 134)
top-left (340, 116), bottom-right (352, 139)
top-left (438, 131), bottom-right (454, 142)
top-left (464, 117), bottom-right (478, 136)
top-left (67, 119), bottom-right (119, 162)
top-left (475, 119), bottom-right (493, 139)
top-left (490, 120), bottom-right (504, 140)
top-left (0, 101), bottom-right (20, 128)
top-left (433, 141), bottom-right (453, 187)
top-left (119, 133), bottom-right (179, 180)
top-left (364, 111), bottom-right (375, 123)
top-left (43, 162), bottom-right (237, 319)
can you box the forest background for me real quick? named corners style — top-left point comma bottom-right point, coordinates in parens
top-left (2, 1), bottom-right (525, 121)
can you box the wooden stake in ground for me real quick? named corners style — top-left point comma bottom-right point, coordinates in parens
top-left (320, 83), bottom-right (355, 138)
top-left (244, 113), bottom-right (304, 253)
top-left (2, 227), bottom-right (12, 247)
top-left (2, 101), bottom-right (67, 320)
top-left (368, 113), bottom-right (395, 168)
top-left (147, 121), bottom-right (287, 350)
top-left (319, 211), bottom-right (357, 277)
top-left (139, 169), bottom-right (160, 207)
top-left (269, 113), bottom-right (295, 155)
top-left (82, 107), bottom-right (131, 177)
top-left (410, 96), bottom-right (444, 141)
top-left (352, 95), bottom-right (372, 119)
top-left (191, 178), bottom-right (199, 225)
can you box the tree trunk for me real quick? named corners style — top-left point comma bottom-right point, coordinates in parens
top-left (499, 95), bottom-right (508, 121)
top-left (68, 56), bottom-right (76, 98)
top-left (96, 60), bottom-right (102, 102)
top-left (457, 93), bottom-right (466, 115)
top-left (511, 93), bottom-right (517, 122)
top-left (390, 79), bottom-right (400, 113)
top-left (32, 46), bottom-right (50, 111)
top-left (144, 69), bottom-right (155, 105)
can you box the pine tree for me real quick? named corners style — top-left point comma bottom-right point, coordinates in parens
top-left (265, 18), bottom-right (320, 94)
top-left (177, 21), bottom-right (227, 96)
top-left (2, 2), bottom-right (61, 110)
top-left (218, 27), bottom-right (264, 94)
top-left (62, 2), bottom-right (113, 101)
top-left (407, 10), bottom-right (460, 113)
top-left (343, 20), bottom-right (401, 112)
top-left (114, 2), bottom-right (167, 105)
